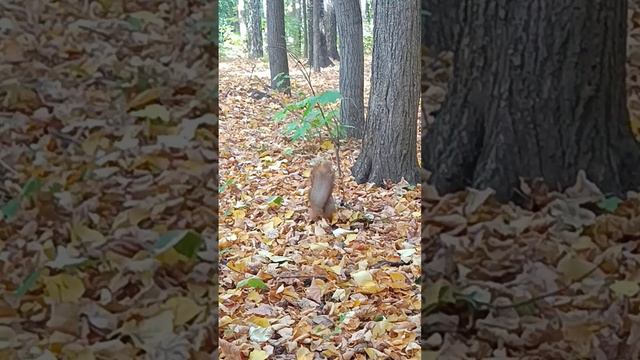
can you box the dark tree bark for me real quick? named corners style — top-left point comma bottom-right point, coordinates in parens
top-left (313, 0), bottom-right (323, 71)
top-left (246, 0), bottom-right (264, 59)
top-left (324, 0), bottom-right (340, 60)
top-left (266, 0), bottom-right (291, 94)
top-left (421, 0), bottom-right (461, 53)
top-left (423, 0), bottom-right (640, 202)
top-left (352, 0), bottom-right (421, 185)
top-left (307, 0), bottom-right (314, 62)
top-left (312, 0), bottom-right (332, 70)
top-left (335, 0), bottom-right (364, 138)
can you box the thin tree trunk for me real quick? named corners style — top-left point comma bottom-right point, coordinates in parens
top-left (307, 0), bottom-right (314, 64)
top-left (335, 0), bottom-right (364, 138)
top-left (291, 0), bottom-right (302, 55)
top-left (352, 0), bottom-right (421, 184)
top-left (238, 0), bottom-right (247, 49)
top-left (266, 0), bottom-right (291, 95)
top-left (303, 0), bottom-right (309, 58)
top-left (313, 0), bottom-right (323, 71)
top-left (423, 0), bottom-right (640, 201)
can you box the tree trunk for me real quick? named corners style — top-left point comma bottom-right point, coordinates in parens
top-left (324, 0), bottom-right (340, 60)
top-left (335, 0), bottom-right (364, 138)
top-left (238, 0), bottom-right (247, 49)
top-left (423, 0), bottom-right (640, 202)
top-left (291, 0), bottom-right (302, 55)
top-left (303, 0), bottom-right (309, 58)
top-left (307, 0), bottom-right (314, 63)
top-left (313, 0), bottom-right (323, 71)
top-left (246, 0), bottom-right (264, 59)
top-left (266, 0), bottom-right (291, 95)
top-left (422, 0), bottom-right (461, 54)
top-left (352, 0), bottom-right (421, 185)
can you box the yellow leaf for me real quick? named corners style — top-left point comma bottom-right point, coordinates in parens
top-left (320, 140), bottom-right (334, 150)
top-left (227, 260), bottom-right (248, 273)
top-left (295, 347), bottom-right (313, 360)
top-left (130, 104), bottom-right (170, 122)
top-left (71, 224), bottom-right (106, 247)
top-left (352, 271), bottom-right (374, 286)
top-left (127, 87), bottom-right (166, 110)
top-left (249, 350), bottom-right (268, 360)
top-left (371, 317), bottom-right (390, 338)
top-left (352, 271), bottom-right (383, 294)
top-left (246, 290), bottom-right (262, 302)
top-left (248, 316), bottom-right (270, 328)
top-left (164, 296), bottom-right (203, 326)
top-left (219, 315), bottom-right (233, 327)
top-left (81, 131), bottom-right (108, 155)
top-left (129, 11), bottom-right (165, 26)
top-left (345, 233), bottom-right (357, 244)
top-left (128, 207), bottom-right (150, 226)
top-left (610, 280), bottom-right (640, 297)
top-left (155, 248), bottom-right (188, 265)
top-left (44, 274), bottom-right (85, 303)
top-left (557, 254), bottom-right (594, 282)
top-left (232, 209), bottom-right (246, 220)
top-left (131, 311), bottom-right (173, 348)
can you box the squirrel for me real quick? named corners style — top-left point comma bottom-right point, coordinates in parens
top-left (308, 160), bottom-right (336, 221)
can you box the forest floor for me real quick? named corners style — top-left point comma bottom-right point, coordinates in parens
top-left (0, 2), bottom-right (216, 359)
top-left (218, 58), bottom-right (422, 359)
top-left (421, 6), bottom-right (640, 359)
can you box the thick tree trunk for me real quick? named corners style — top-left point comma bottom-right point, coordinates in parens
top-left (246, 0), bottom-right (264, 59)
top-left (266, 0), bottom-right (291, 94)
top-left (422, 0), bottom-right (461, 54)
top-left (335, 0), bottom-right (364, 138)
top-left (324, 0), bottom-right (340, 60)
top-left (352, 0), bottom-right (421, 185)
top-left (423, 0), bottom-right (640, 202)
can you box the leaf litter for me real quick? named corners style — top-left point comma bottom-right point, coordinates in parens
top-left (421, 3), bottom-right (640, 358)
top-left (0, 1), bottom-right (216, 359)
top-left (219, 58), bottom-right (421, 359)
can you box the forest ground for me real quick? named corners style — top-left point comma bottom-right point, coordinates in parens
top-left (218, 58), bottom-right (422, 359)
top-left (0, 2), bottom-right (216, 359)
top-left (420, 5), bottom-right (640, 359)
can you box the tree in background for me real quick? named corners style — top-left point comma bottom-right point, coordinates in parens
top-left (324, 0), bottom-right (340, 61)
top-left (307, 0), bottom-right (314, 63)
top-left (302, 0), bottom-right (309, 57)
top-left (352, 0), bottom-right (421, 184)
top-left (335, 0), bottom-right (364, 138)
top-left (246, 0), bottom-right (264, 58)
top-left (266, 0), bottom-right (291, 94)
top-left (423, 0), bottom-right (640, 201)
top-left (238, 0), bottom-right (247, 47)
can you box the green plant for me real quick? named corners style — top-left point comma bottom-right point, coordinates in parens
top-left (273, 90), bottom-right (344, 141)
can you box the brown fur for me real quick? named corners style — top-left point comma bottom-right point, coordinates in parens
top-left (309, 160), bottom-right (336, 220)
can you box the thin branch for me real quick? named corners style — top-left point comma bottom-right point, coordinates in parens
top-left (475, 259), bottom-right (604, 310)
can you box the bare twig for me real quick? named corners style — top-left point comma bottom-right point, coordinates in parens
top-left (0, 158), bottom-right (18, 176)
top-left (475, 259), bottom-right (604, 310)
